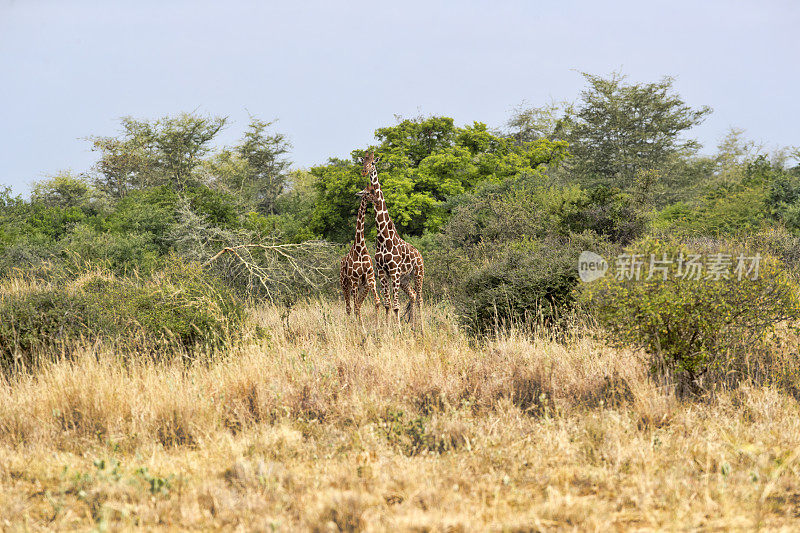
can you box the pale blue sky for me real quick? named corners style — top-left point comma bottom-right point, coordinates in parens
top-left (1, 0), bottom-right (798, 195)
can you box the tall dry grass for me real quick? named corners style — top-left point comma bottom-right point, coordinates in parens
top-left (0, 300), bottom-right (798, 530)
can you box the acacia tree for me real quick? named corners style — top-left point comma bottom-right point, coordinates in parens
top-left (90, 112), bottom-right (226, 196)
top-left (566, 72), bottom-right (711, 190)
top-left (505, 101), bottom-right (568, 144)
top-left (231, 118), bottom-right (291, 214)
top-left (155, 113), bottom-right (226, 191)
top-left (90, 117), bottom-right (159, 197)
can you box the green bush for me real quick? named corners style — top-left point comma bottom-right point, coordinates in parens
top-left (650, 185), bottom-right (768, 236)
top-left (0, 258), bottom-right (245, 366)
top-left (579, 236), bottom-right (800, 393)
top-left (132, 258), bottom-right (245, 349)
top-left (742, 227), bottom-right (800, 278)
top-left (449, 231), bottom-right (614, 334)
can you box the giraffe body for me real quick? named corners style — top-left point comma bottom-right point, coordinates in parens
top-left (358, 152), bottom-right (424, 330)
top-left (340, 194), bottom-right (381, 326)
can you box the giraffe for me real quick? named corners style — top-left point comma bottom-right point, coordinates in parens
top-left (339, 191), bottom-right (382, 327)
top-left (357, 151), bottom-right (424, 330)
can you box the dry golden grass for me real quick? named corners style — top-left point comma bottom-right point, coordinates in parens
top-left (0, 300), bottom-right (799, 530)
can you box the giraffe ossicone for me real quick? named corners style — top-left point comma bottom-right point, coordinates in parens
top-left (358, 151), bottom-right (424, 330)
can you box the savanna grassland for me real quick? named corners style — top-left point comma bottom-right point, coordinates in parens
top-left (3, 71), bottom-right (800, 531)
top-left (1, 300), bottom-right (800, 531)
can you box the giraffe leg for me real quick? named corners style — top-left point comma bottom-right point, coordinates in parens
top-left (341, 277), bottom-right (352, 316)
top-left (400, 278), bottom-right (416, 324)
top-left (371, 285), bottom-right (381, 328)
top-left (367, 270), bottom-right (381, 328)
top-left (351, 285), bottom-right (362, 328)
top-left (414, 264), bottom-right (424, 333)
top-left (354, 283), bottom-right (370, 331)
top-left (390, 271), bottom-right (402, 330)
top-left (377, 268), bottom-right (392, 326)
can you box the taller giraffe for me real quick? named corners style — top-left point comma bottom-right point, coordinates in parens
top-left (339, 192), bottom-right (381, 326)
top-left (358, 152), bottom-right (424, 329)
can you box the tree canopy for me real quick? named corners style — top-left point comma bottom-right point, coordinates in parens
top-left (309, 116), bottom-right (568, 240)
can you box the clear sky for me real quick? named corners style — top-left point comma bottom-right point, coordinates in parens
top-left (1, 0), bottom-right (798, 195)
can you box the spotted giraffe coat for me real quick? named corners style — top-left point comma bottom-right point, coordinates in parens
top-left (340, 193), bottom-right (381, 321)
top-left (358, 152), bottom-right (424, 327)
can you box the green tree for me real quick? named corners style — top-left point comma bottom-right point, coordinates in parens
top-left (209, 118), bottom-right (291, 214)
top-left (579, 236), bottom-right (800, 394)
top-left (309, 116), bottom-right (568, 241)
top-left (505, 101), bottom-right (568, 144)
top-left (567, 72), bottom-right (711, 191)
top-left (91, 112), bottom-right (226, 195)
top-left (30, 172), bottom-right (101, 211)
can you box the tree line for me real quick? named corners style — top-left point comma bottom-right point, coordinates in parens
top-left (1, 71), bottom-right (799, 342)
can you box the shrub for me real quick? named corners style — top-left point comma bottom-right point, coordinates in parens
top-left (579, 236), bottom-right (800, 393)
top-left (743, 226), bottom-right (800, 278)
top-left (0, 258), bottom-right (245, 367)
top-left (650, 185), bottom-right (768, 236)
top-left (132, 258), bottom-right (246, 350)
top-left (561, 185), bottom-right (647, 244)
top-left (62, 223), bottom-right (164, 274)
top-left (451, 231), bottom-right (614, 334)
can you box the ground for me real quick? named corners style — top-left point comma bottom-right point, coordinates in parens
top-left (0, 302), bottom-right (799, 531)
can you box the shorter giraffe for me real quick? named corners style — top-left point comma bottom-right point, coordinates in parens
top-left (340, 192), bottom-right (382, 326)
top-left (358, 152), bottom-right (424, 330)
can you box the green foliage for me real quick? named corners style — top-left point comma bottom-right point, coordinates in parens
top-left (0, 174), bottom-right (104, 249)
top-left (0, 181), bottom-right (249, 278)
top-left (206, 118), bottom-right (292, 215)
top-left (442, 173), bottom-right (642, 247)
top-left (91, 112), bottom-right (292, 217)
top-left (235, 118), bottom-right (292, 214)
top-left (308, 116), bottom-right (568, 241)
top-left (62, 224), bottom-right (164, 275)
top-left (376, 408), bottom-right (467, 456)
top-left (566, 72), bottom-right (711, 190)
top-left (31, 172), bottom-right (101, 210)
top-left (562, 186), bottom-right (647, 244)
top-left (129, 258), bottom-right (246, 350)
top-left (270, 171), bottom-right (320, 242)
top-left (308, 158), bottom-right (366, 243)
top-left (422, 172), bottom-right (627, 332)
top-left (744, 227), bottom-right (800, 276)
top-left (450, 232), bottom-right (613, 333)
top-left (184, 185), bottom-right (241, 229)
top-left (505, 101), bottom-right (567, 143)
top-left (579, 236), bottom-right (800, 393)
top-left (135, 467), bottom-right (173, 496)
top-left (0, 258), bottom-right (245, 366)
top-left (765, 160), bottom-right (800, 231)
top-left (651, 154), bottom-right (800, 237)
top-left (91, 113), bottom-right (226, 195)
top-left (651, 185), bottom-right (768, 236)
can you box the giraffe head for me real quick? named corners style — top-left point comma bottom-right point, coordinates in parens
top-left (357, 151), bottom-right (381, 181)
top-left (355, 182), bottom-right (380, 204)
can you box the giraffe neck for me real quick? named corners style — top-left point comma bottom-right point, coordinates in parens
top-left (352, 195), bottom-right (369, 250)
top-left (370, 174), bottom-right (398, 245)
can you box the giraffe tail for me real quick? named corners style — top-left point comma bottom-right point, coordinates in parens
top-left (402, 300), bottom-right (413, 322)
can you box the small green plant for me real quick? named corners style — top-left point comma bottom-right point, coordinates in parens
top-left (377, 408), bottom-right (431, 456)
top-left (93, 458), bottom-right (122, 482)
top-left (135, 467), bottom-right (173, 496)
top-left (375, 408), bottom-right (469, 456)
